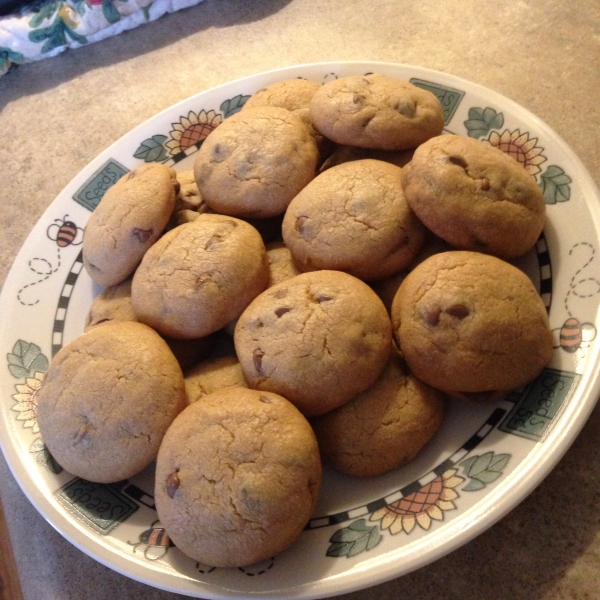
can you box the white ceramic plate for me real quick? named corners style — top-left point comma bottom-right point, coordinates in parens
top-left (1, 62), bottom-right (600, 599)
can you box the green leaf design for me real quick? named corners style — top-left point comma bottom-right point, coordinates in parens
top-left (462, 478), bottom-right (486, 492)
top-left (7, 341), bottom-right (49, 379)
top-left (220, 95), bottom-right (250, 118)
top-left (102, 0), bottom-right (121, 24)
top-left (134, 135), bottom-right (169, 162)
top-left (0, 47), bottom-right (25, 71)
top-left (327, 519), bottom-right (381, 558)
top-left (460, 452), bottom-right (510, 491)
top-left (540, 165), bottom-right (572, 204)
top-left (464, 106), bottom-right (504, 139)
top-left (29, 2), bottom-right (61, 28)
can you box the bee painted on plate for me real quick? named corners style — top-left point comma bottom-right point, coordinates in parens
top-left (46, 215), bottom-right (84, 247)
top-left (552, 317), bottom-right (597, 367)
top-left (128, 520), bottom-right (174, 561)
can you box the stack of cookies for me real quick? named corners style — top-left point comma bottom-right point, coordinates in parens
top-left (36, 73), bottom-right (553, 568)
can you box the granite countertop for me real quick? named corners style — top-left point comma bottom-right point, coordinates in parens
top-left (1, 1), bottom-right (599, 599)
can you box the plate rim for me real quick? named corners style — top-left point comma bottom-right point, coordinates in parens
top-left (1, 60), bottom-right (600, 599)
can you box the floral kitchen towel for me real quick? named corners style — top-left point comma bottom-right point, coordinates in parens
top-left (0, 0), bottom-right (205, 77)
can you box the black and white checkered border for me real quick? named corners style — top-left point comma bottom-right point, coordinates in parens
top-left (164, 140), bottom-right (204, 168)
top-left (536, 231), bottom-right (552, 312)
top-left (51, 249), bottom-right (84, 358)
top-left (305, 407), bottom-right (506, 530)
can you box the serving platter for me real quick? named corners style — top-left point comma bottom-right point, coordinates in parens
top-left (1, 61), bottom-right (600, 599)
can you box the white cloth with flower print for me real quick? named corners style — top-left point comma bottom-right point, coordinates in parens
top-left (0, 0), bottom-right (205, 77)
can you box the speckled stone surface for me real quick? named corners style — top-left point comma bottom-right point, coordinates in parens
top-left (0, 1), bottom-right (599, 598)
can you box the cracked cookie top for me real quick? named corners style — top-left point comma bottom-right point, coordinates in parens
top-left (131, 213), bottom-right (269, 339)
top-left (234, 269), bottom-right (392, 416)
top-left (391, 250), bottom-right (553, 397)
top-left (312, 353), bottom-right (445, 477)
top-left (401, 134), bottom-right (546, 259)
top-left (154, 387), bottom-right (321, 567)
top-left (37, 321), bottom-right (186, 483)
top-left (82, 163), bottom-right (179, 287)
top-left (309, 73), bottom-right (444, 150)
top-left (194, 105), bottom-right (319, 218)
top-left (282, 159), bottom-right (426, 281)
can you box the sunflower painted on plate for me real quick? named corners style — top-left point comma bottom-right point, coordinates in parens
top-left (11, 371), bottom-right (44, 433)
top-left (486, 129), bottom-right (547, 177)
top-left (370, 469), bottom-right (464, 535)
top-left (165, 109), bottom-right (223, 155)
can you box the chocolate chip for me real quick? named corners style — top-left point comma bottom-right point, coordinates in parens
top-left (395, 100), bottom-right (416, 118)
top-left (422, 307), bottom-right (441, 327)
top-left (213, 143), bottom-right (225, 161)
top-left (274, 306), bottom-right (292, 318)
top-left (480, 177), bottom-right (491, 191)
top-left (132, 228), bottom-right (152, 243)
top-left (315, 294), bottom-right (333, 303)
top-left (259, 394), bottom-right (273, 404)
top-left (253, 348), bottom-right (265, 375)
top-left (295, 216), bottom-right (308, 234)
top-left (205, 235), bottom-right (223, 250)
top-left (166, 471), bottom-right (180, 498)
top-left (448, 155), bottom-right (468, 169)
top-left (445, 304), bottom-right (470, 319)
top-left (73, 423), bottom-right (90, 446)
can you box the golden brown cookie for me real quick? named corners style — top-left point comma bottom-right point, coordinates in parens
top-left (244, 79), bottom-right (322, 113)
top-left (311, 355), bottom-right (445, 477)
top-left (194, 106), bottom-right (319, 218)
top-left (37, 321), bottom-right (186, 483)
top-left (309, 74), bottom-right (444, 150)
top-left (282, 159), bottom-right (426, 281)
top-left (174, 169), bottom-right (207, 213)
top-left (391, 251), bottom-right (553, 397)
top-left (184, 354), bottom-right (248, 404)
top-left (234, 270), bottom-right (392, 416)
top-left (242, 78), bottom-right (333, 159)
top-left (82, 164), bottom-right (179, 286)
top-left (154, 387), bottom-right (322, 567)
top-left (401, 135), bottom-right (546, 259)
top-left (84, 276), bottom-right (138, 331)
top-left (84, 277), bottom-right (212, 370)
top-left (265, 241), bottom-right (302, 287)
top-left (131, 213), bottom-right (269, 339)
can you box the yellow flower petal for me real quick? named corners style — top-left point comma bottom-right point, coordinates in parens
top-left (488, 131), bottom-right (500, 144)
top-left (416, 512), bottom-right (432, 530)
top-left (440, 488), bottom-right (459, 501)
top-left (510, 129), bottom-right (522, 143)
top-left (427, 505), bottom-right (444, 521)
top-left (389, 518), bottom-right (405, 535)
top-left (370, 507), bottom-right (387, 522)
top-left (443, 476), bottom-right (464, 489)
top-left (380, 513), bottom-right (398, 531)
top-left (436, 499), bottom-right (457, 511)
top-left (16, 410), bottom-right (36, 421)
top-left (514, 131), bottom-right (530, 146)
top-left (527, 155), bottom-right (547, 166)
top-left (187, 111), bottom-right (199, 124)
top-left (520, 138), bottom-right (538, 153)
top-left (402, 514), bottom-right (416, 534)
